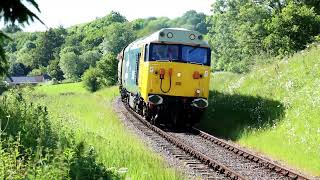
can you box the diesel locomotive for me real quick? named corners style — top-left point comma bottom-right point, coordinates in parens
top-left (118, 28), bottom-right (211, 126)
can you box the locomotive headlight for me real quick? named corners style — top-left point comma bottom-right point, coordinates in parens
top-left (204, 71), bottom-right (208, 77)
top-left (177, 72), bottom-right (181, 78)
top-left (189, 34), bottom-right (196, 40)
top-left (196, 89), bottom-right (201, 94)
top-left (167, 32), bottom-right (173, 38)
top-left (150, 67), bottom-right (154, 73)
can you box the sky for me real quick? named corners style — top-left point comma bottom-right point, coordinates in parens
top-left (13, 0), bottom-right (213, 32)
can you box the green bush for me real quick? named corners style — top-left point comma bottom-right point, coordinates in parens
top-left (82, 67), bottom-right (102, 92)
top-left (0, 90), bottom-right (118, 179)
top-left (96, 52), bottom-right (118, 87)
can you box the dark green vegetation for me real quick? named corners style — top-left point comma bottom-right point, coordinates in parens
top-left (207, 0), bottom-right (320, 73)
top-left (0, 0), bottom-right (42, 76)
top-left (0, 89), bottom-right (119, 179)
top-left (200, 46), bottom-right (320, 175)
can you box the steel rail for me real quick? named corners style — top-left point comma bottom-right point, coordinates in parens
top-left (124, 104), bottom-right (246, 180)
top-left (192, 127), bottom-right (313, 180)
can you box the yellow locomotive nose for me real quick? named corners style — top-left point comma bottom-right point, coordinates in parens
top-left (143, 62), bottom-right (210, 99)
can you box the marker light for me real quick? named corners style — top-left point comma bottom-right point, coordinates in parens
top-left (198, 35), bottom-right (203, 40)
top-left (159, 68), bottom-right (165, 79)
top-left (193, 71), bottom-right (200, 79)
top-left (204, 71), bottom-right (208, 77)
top-left (195, 89), bottom-right (201, 97)
top-left (159, 32), bottom-right (165, 37)
top-left (167, 32), bottom-right (173, 38)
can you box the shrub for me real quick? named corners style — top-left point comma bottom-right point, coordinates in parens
top-left (0, 89), bottom-right (118, 179)
top-left (82, 67), bottom-right (102, 92)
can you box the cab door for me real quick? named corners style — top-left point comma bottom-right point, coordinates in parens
top-left (138, 44), bottom-right (149, 100)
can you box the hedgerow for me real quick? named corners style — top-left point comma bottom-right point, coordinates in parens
top-left (0, 89), bottom-right (119, 179)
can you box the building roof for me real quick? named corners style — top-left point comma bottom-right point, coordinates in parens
top-left (6, 75), bottom-right (44, 84)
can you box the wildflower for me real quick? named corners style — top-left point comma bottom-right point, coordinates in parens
top-left (118, 167), bottom-right (129, 174)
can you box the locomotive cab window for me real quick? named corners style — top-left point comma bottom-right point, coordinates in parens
top-left (181, 45), bottom-right (210, 65)
top-left (150, 44), bottom-right (179, 61)
top-left (149, 43), bottom-right (210, 66)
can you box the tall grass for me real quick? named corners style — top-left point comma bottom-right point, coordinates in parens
top-left (34, 83), bottom-right (184, 179)
top-left (200, 46), bottom-right (320, 175)
top-left (0, 88), bottom-right (120, 179)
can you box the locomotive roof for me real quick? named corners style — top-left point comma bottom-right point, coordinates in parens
top-left (126, 28), bottom-right (210, 51)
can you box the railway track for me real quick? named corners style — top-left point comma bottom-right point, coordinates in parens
top-left (190, 128), bottom-right (312, 180)
top-left (119, 100), bottom-right (313, 180)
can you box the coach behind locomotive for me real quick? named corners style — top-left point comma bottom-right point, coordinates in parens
top-left (118, 28), bottom-right (211, 126)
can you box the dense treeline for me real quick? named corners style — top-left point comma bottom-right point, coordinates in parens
top-left (2, 1), bottom-right (320, 90)
top-left (2, 10), bottom-right (208, 91)
top-left (207, 0), bottom-right (320, 72)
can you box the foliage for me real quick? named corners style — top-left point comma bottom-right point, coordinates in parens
top-left (32, 27), bottom-right (67, 68)
top-left (79, 50), bottom-right (102, 69)
top-left (0, 90), bottom-right (56, 150)
top-left (47, 59), bottom-right (64, 80)
top-left (96, 52), bottom-right (118, 87)
top-left (101, 23), bottom-right (136, 54)
top-left (34, 83), bottom-right (184, 179)
top-left (207, 0), bottom-right (320, 73)
top-left (8, 62), bottom-right (27, 76)
top-left (264, 2), bottom-right (320, 55)
top-left (2, 24), bottom-right (22, 33)
top-left (59, 52), bottom-right (83, 80)
top-left (28, 66), bottom-right (46, 76)
top-left (0, 88), bottom-right (118, 179)
top-left (200, 46), bottom-right (320, 175)
top-left (82, 67), bottom-right (102, 92)
top-left (0, 0), bottom-right (42, 76)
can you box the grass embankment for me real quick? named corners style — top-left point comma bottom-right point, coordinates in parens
top-left (200, 46), bottom-right (320, 175)
top-left (35, 83), bottom-right (183, 179)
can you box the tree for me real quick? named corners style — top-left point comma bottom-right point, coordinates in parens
top-left (8, 62), bottom-right (27, 76)
top-left (82, 67), bottom-right (102, 92)
top-left (264, 2), bottom-right (320, 54)
top-left (33, 27), bottom-right (67, 68)
top-left (0, 0), bottom-right (42, 76)
top-left (207, 0), bottom-right (270, 72)
top-left (101, 23), bottom-right (136, 54)
top-left (2, 24), bottom-right (22, 33)
top-left (79, 50), bottom-right (102, 69)
top-left (105, 11), bottom-right (127, 24)
top-left (96, 52), bottom-right (118, 86)
top-left (47, 59), bottom-right (64, 80)
top-left (59, 52), bottom-right (84, 80)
